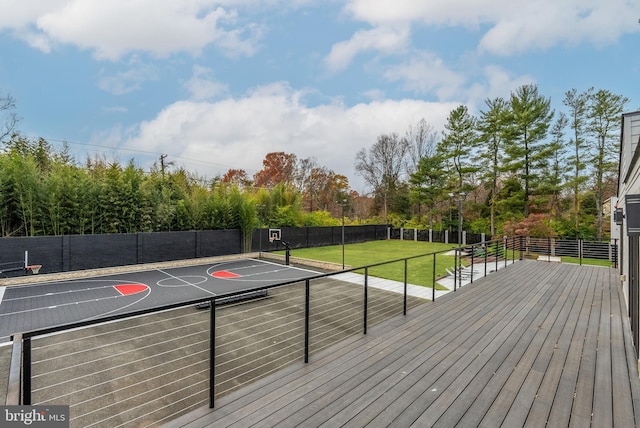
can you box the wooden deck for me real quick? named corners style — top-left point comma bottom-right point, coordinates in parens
top-left (166, 260), bottom-right (640, 427)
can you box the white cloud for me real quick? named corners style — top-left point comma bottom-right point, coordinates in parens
top-left (464, 65), bottom-right (536, 111)
top-left (478, 1), bottom-right (640, 55)
top-left (382, 51), bottom-right (467, 100)
top-left (184, 66), bottom-right (230, 100)
top-left (97, 58), bottom-right (159, 95)
top-left (121, 83), bottom-right (456, 191)
top-left (325, 26), bottom-right (410, 71)
top-left (343, 0), bottom-right (640, 56)
top-left (1, 0), bottom-right (265, 60)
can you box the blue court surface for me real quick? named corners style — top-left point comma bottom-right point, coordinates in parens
top-left (0, 258), bottom-right (319, 343)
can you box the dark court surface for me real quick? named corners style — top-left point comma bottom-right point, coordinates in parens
top-left (0, 259), bottom-right (318, 342)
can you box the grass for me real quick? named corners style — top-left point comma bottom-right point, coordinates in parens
top-left (277, 240), bottom-right (459, 290)
top-left (276, 239), bottom-right (616, 289)
top-left (559, 256), bottom-right (613, 267)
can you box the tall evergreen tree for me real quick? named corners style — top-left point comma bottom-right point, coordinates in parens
top-left (587, 89), bottom-right (629, 239)
top-left (438, 105), bottom-right (478, 191)
top-left (504, 84), bottom-right (554, 217)
top-left (408, 153), bottom-right (447, 228)
top-left (476, 97), bottom-right (510, 236)
top-left (563, 88), bottom-right (592, 230)
top-left (542, 113), bottom-right (569, 219)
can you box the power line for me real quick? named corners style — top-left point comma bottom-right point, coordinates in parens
top-left (39, 136), bottom-right (254, 174)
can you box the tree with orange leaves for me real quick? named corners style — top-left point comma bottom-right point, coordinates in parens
top-left (253, 152), bottom-right (296, 188)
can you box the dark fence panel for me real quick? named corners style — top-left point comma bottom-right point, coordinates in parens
top-left (253, 225), bottom-right (388, 252)
top-left (343, 224), bottom-right (385, 244)
top-left (198, 230), bottom-right (242, 257)
top-left (389, 228), bottom-right (401, 240)
top-left (306, 226), bottom-right (336, 247)
top-left (69, 234), bottom-right (137, 271)
top-left (432, 230), bottom-right (446, 243)
top-left (467, 233), bottom-right (484, 244)
top-left (138, 231), bottom-right (196, 263)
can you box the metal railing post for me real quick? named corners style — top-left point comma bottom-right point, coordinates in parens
top-left (432, 253), bottom-right (436, 301)
top-left (495, 240), bottom-right (499, 272)
top-left (209, 298), bottom-right (216, 408)
top-left (519, 236), bottom-right (524, 260)
top-left (305, 279), bottom-right (310, 363)
top-left (458, 248), bottom-right (463, 290)
top-left (470, 245), bottom-right (475, 283)
top-left (484, 243), bottom-right (488, 277)
top-left (364, 267), bottom-right (368, 335)
top-left (22, 336), bottom-right (31, 405)
top-left (504, 238), bottom-right (507, 268)
top-left (453, 249), bottom-right (458, 292)
top-left (403, 259), bottom-right (407, 315)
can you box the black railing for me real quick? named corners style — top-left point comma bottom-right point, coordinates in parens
top-left (8, 236), bottom-right (618, 426)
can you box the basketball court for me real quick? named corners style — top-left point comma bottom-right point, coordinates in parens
top-left (0, 258), bottom-right (320, 343)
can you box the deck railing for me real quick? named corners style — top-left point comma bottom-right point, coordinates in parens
top-left (2, 236), bottom-right (617, 427)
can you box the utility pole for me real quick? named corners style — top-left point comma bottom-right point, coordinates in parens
top-left (159, 154), bottom-right (174, 179)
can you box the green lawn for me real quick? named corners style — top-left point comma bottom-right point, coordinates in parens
top-left (559, 256), bottom-right (613, 267)
top-left (278, 240), bottom-right (459, 290)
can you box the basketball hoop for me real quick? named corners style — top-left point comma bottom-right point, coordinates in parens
top-left (268, 228), bottom-right (281, 243)
top-left (26, 265), bottom-right (42, 274)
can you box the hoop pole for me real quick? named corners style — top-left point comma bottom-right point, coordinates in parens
top-left (24, 251), bottom-right (28, 269)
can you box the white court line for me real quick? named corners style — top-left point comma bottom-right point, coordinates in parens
top-left (157, 269), bottom-right (216, 296)
top-left (0, 286), bottom-right (5, 306)
top-left (1, 282), bottom-right (134, 302)
top-left (0, 293), bottom-right (140, 318)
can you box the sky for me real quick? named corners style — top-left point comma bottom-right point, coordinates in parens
top-left (0, 0), bottom-right (639, 193)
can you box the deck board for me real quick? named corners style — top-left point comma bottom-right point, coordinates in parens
top-left (165, 261), bottom-right (640, 428)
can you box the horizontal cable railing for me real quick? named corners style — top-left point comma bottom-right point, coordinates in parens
top-left (4, 236), bottom-right (544, 427)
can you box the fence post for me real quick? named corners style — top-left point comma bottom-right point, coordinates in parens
top-left (305, 279), bottom-right (310, 363)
